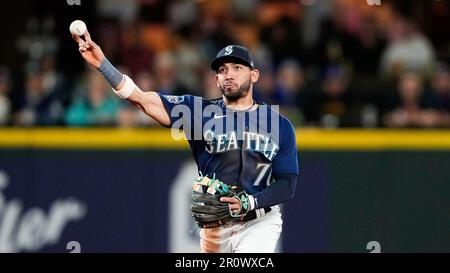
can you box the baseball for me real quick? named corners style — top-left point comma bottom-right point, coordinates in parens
top-left (69, 20), bottom-right (87, 36)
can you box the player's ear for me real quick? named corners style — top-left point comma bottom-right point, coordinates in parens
top-left (215, 74), bottom-right (220, 88)
top-left (250, 69), bottom-right (260, 83)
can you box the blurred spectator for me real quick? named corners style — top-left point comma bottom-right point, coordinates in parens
top-left (13, 69), bottom-right (63, 126)
top-left (0, 67), bottom-right (11, 125)
top-left (172, 25), bottom-right (206, 95)
top-left (383, 72), bottom-right (442, 128)
top-left (65, 71), bottom-right (119, 127)
top-left (310, 65), bottom-right (360, 128)
top-left (231, 0), bottom-right (258, 20)
top-left (117, 71), bottom-right (159, 127)
top-left (120, 24), bottom-right (153, 76)
top-left (153, 51), bottom-right (186, 95)
top-left (273, 60), bottom-right (313, 126)
top-left (313, 2), bottom-right (354, 73)
top-left (197, 0), bottom-right (234, 58)
top-left (98, 0), bottom-right (139, 23)
top-left (429, 64), bottom-right (450, 111)
top-left (427, 64), bottom-right (450, 126)
top-left (254, 64), bottom-right (276, 105)
top-left (261, 15), bottom-right (304, 66)
top-left (345, 15), bottom-right (386, 79)
top-left (169, 0), bottom-right (198, 29)
top-left (16, 16), bottom-right (59, 62)
top-left (379, 15), bottom-right (436, 79)
top-left (41, 55), bottom-right (63, 93)
top-left (97, 21), bottom-right (123, 65)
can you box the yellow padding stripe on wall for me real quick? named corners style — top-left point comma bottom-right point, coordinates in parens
top-left (0, 128), bottom-right (188, 149)
top-left (0, 128), bottom-right (449, 150)
top-left (297, 129), bottom-right (450, 150)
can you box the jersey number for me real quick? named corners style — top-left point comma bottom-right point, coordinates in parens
top-left (254, 163), bottom-right (272, 187)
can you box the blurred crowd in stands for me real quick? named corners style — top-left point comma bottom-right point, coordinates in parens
top-left (0, 0), bottom-right (449, 128)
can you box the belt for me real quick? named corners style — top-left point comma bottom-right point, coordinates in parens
top-left (243, 207), bottom-right (272, 222)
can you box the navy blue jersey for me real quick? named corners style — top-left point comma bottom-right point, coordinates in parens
top-left (158, 93), bottom-right (299, 208)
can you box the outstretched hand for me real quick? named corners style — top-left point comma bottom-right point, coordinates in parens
top-left (72, 29), bottom-right (105, 69)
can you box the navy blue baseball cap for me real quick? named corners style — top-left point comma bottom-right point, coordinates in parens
top-left (210, 45), bottom-right (256, 72)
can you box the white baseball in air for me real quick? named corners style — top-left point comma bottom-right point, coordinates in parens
top-left (69, 20), bottom-right (87, 36)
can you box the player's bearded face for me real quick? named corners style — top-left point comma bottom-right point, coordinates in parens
top-left (220, 77), bottom-right (251, 101)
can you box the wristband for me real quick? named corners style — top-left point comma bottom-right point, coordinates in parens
top-left (98, 58), bottom-right (123, 88)
top-left (112, 75), bottom-right (136, 99)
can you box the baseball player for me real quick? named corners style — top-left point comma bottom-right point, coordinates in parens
top-left (73, 29), bottom-right (299, 253)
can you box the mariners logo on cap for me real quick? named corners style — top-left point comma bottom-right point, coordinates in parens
top-left (224, 45), bottom-right (233, 55)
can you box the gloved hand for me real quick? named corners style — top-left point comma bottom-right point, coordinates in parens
top-left (191, 175), bottom-right (250, 228)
